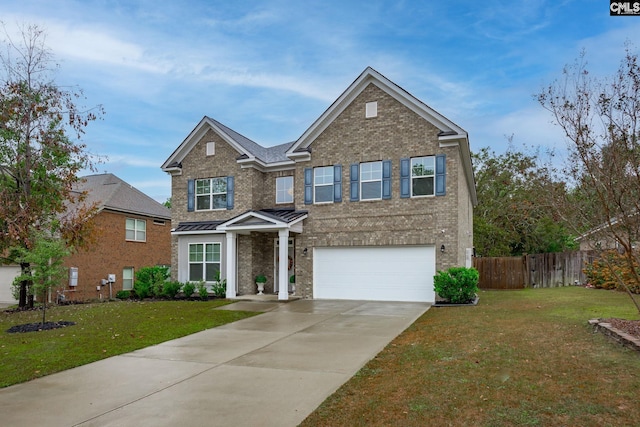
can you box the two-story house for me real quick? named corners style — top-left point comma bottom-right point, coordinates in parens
top-left (162, 67), bottom-right (477, 303)
top-left (60, 173), bottom-right (171, 301)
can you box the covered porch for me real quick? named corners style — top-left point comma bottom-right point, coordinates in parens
top-left (217, 209), bottom-right (307, 300)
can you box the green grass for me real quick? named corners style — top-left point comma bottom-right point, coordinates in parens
top-left (301, 287), bottom-right (640, 427)
top-left (0, 299), bottom-right (259, 388)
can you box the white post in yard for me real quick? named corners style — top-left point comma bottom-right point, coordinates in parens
top-left (225, 232), bottom-right (237, 298)
top-left (278, 229), bottom-right (289, 300)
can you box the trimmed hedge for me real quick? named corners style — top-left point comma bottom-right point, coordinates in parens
top-left (434, 267), bottom-right (479, 304)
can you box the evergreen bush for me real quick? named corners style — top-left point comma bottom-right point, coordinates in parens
top-left (434, 267), bottom-right (479, 304)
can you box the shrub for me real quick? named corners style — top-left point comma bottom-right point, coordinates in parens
top-left (134, 266), bottom-right (170, 298)
top-left (115, 290), bottom-right (131, 300)
top-left (196, 281), bottom-right (208, 300)
top-left (434, 267), bottom-right (479, 304)
top-left (163, 281), bottom-right (182, 299)
top-left (132, 281), bottom-right (152, 299)
top-left (182, 282), bottom-right (196, 298)
top-left (211, 279), bottom-right (226, 298)
top-left (583, 250), bottom-right (640, 293)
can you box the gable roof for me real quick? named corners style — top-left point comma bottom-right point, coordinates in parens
top-left (74, 173), bottom-right (171, 220)
top-left (161, 117), bottom-right (295, 172)
top-left (160, 67), bottom-right (476, 204)
top-left (286, 67), bottom-right (477, 204)
top-left (287, 67), bottom-right (468, 155)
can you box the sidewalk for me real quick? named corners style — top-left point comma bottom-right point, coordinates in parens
top-left (0, 299), bottom-right (429, 426)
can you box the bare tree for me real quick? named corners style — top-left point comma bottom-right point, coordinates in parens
top-left (0, 24), bottom-right (102, 307)
top-left (538, 47), bottom-right (640, 313)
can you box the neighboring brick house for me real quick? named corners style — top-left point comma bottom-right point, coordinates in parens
top-left (60, 173), bottom-right (171, 301)
top-left (161, 67), bottom-right (477, 303)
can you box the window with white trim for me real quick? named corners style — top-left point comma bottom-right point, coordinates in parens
top-left (314, 166), bottom-right (334, 203)
top-left (411, 156), bottom-right (435, 197)
top-left (189, 243), bottom-right (221, 282)
top-left (276, 176), bottom-right (294, 204)
top-left (196, 177), bottom-right (227, 210)
top-left (360, 161), bottom-right (382, 200)
top-left (125, 218), bottom-right (146, 241)
top-left (122, 267), bottom-right (134, 290)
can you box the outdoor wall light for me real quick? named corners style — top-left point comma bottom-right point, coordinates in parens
top-left (303, 247), bottom-right (308, 256)
top-left (440, 244), bottom-right (445, 253)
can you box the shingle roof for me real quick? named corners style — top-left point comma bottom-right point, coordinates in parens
top-left (75, 173), bottom-right (171, 219)
top-left (208, 117), bottom-right (295, 164)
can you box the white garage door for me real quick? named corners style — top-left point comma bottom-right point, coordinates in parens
top-left (0, 265), bottom-right (20, 304)
top-left (313, 246), bottom-right (435, 302)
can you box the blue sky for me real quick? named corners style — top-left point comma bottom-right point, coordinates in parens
top-left (1, 0), bottom-right (639, 202)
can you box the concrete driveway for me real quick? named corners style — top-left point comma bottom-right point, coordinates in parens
top-left (0, 299), bottom-right (429, 427)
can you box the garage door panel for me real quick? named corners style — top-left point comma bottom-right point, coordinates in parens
top-left (313, 246), bottom-right (435, 303)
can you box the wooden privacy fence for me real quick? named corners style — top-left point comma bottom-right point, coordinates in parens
top-left (473, 251), bottom-right (594, 289)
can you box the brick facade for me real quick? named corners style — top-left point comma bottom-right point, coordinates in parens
top-left (165, 69), bottom-right (476, 301)
top-left (62, 211), bottom-right (171, 301)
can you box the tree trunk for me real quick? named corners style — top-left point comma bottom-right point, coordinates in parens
top-left (18, 262), bottom-right (30, 308)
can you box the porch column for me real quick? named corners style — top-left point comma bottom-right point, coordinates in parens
top-left (225, 232), bottom-right (237, 298)
top-left (278, 229), bottom-right (289, 300)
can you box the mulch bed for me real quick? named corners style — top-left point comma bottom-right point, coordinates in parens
top-left (6, 321), bottom-right (76, 334)
top-left (604, 318), bottom-right (640, 340)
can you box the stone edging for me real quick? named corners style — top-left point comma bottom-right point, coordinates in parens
top-left (589, 319), bottom-right (640, 352)
top-left (433, 295), bottom-right (479, 307)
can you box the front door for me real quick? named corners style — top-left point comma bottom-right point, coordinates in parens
top-left (274, 238), bottom-right (294, 293)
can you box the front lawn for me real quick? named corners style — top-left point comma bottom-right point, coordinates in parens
top-left (302, 287), bottom-right (640, 427)
top-left (0, 300), bottom-right (259, 388)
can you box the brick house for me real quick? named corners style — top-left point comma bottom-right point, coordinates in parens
top-left (60, 173), bottom-right (171, 301)
top-left (161, 67), bottom-right (477, 303)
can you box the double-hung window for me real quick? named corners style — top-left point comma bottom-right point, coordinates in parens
top-left (411, 156), bottom-right (435, 197)
top-left (126, 218), bottom-right (146, 241)
top-left (314, 166), bottom-right (334, 203)
top-left (276, 176), bottom-right (294, 204)
top-left (196, 177), bottom-right (227, 210)
top-left (122, 267), bottom-right (134, 290)
top-left (360, 161), bottom-right (382, 200)
top-left (188, 243), bottom-right (221, 282)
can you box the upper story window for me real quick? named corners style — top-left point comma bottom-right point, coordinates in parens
top-left (314, 166), bottom-right (334, 203)
top-left (304, 165), bottom-right (342, 205)
top-left (196, 177), bottom-right (227, 210)
top-left (360, 161), bottom-right (382, 200)
top-left (276, 176), bottom-right (294, 204)
top-left (125, 218), bottom-right (146, 242)
top-left (411, 156), bottom-right (435, 197)
top-left (187, 177), bottom-right (234, 212)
